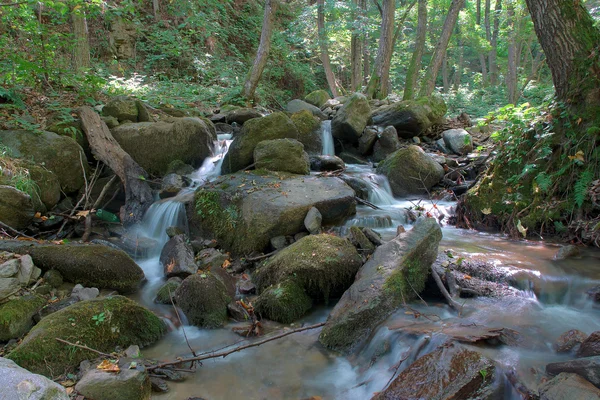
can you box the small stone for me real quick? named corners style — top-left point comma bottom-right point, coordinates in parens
top-left (227, 301), bottom-right (249, 321)
top-left (396, 225), bottom-right (406, 235)
top-left (71, 284), bottom-right (100, 301)
top-left (238, 280), bottom-right (256, 295)
top-left (412, 137), bottom-right (421, 144)
top-left (125, 345), bottom-right (141, 358)
top-left (304, 207), bottom-right (322, 235)
top-left (150, 377), bottom-right (169, 393)
top-left (270, 236), bottom-right (288, 250)
top-left (554, 245), bottom-right (580, 260)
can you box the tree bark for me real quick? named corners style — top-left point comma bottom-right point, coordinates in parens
top-left (317, 0), bottom-right (339, 97)
top-left (363, 32), bottom-right (370, 85)
top-left (241, 0), bottom-right (277, 102)
top-left (366, 0), bottom-right (396, 99)
top-left (403, 0), bottom-right (427, 100)
top-left (479, 53), bottom-right (488, 86)
top-left (488, 0), bottom-right (502, 85)
top-left (78, 106), bottom-right (154, 226)
top-left (453, 29), bottom-right (463, 91)
top-left (351, 0), bottom-right (367, 92)
top-left (153, 0), bottom-right (159, 21)
top-left (442, 53), bottom-right (450, 92)
top-left (524, 0), bottom-right (600, 105)
top-left (506, 0), bottom-right (517, 104)
top-left (71, 8), bottom-right (90, 71)
top-left (419, 0), bottom-right (465, 97)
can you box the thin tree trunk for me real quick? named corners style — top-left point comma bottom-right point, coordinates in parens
top-left (476, 0), bottom-right (481, 24)
top-left (403, 0), bottom-right (427, 100)
top-left (153, 0), bottom-right (159, 21)
top-left (488, 0), bottom-right (502, 85)
top-left (241, 0), bottom-right (277, 102)
top-left (453, 39), bottom-right (463, 91)
top-left (392, 0), bottom-right (418, 48)
top-left (479, 53), bottom-right (488, 86)
top-left (442, 53), bottom-right (450, 92)
top-left (484, 0), bottom-right (491, 41)
top-left (351, 0), bottom-right (367, 92)
top-left (366, 0), bottom-right (396, 99)
top-left (317, 0), bottom-right (339, 97)
top-left (506, 0), bottom-right (517, 104)
top-left (419, 0), bottom-right (465, 97)
top-left (363, 32), bottom-right (370, 86)
top-left (71, 8), bottom-right (90, 71)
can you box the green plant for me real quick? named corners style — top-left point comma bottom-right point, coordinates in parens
top-left (479, 369), bottom-right (488, 380)
top-left (91, 312), bottom-right (106, 326)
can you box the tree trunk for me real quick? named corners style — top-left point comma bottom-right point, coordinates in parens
top-left (453, 26), bottom-right (463, 91)
top-left (350, 0), bottom-right (367, 92)
top-left (403, 0), bottom-right (427, 100)
top-left (479, 53), bottom-right (488, 86)
top-left (419, 0), bottom-right (465, 97)
top-left (442, 53), bottom-right (450, 92)
top-left (363, 32), bottom-right (370, 86)
top-left (71, 8), bottom-right (90, 71)
top-left (78, 106), bottom-right (154, 226)
top-left (317, 0), bottom-right (339, 97)
top-left (488, 0), bottom-right (502, 85)
top-left (153, 0), bottom-right (159, 21)
top-left (241, 0), bottom-right (277, 102)
top-left (365, 0), bottom-right (396, 99)
top-left (484, 0), bottom-right (491, 41)
top-left (506, 0), bottom-right (517, 104)
top-left (476, 0), bottom-right (481, 25)
top-left (524, 0), bottom-right (600, 106)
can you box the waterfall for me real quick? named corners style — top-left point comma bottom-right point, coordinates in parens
top-left (365, 174), bottom-right (396, 206)
top-left (137, 199), bottom-right (188, 249)
top-left (321, 120), bottom-right (335, 156)
top-left (191, 133), bottom-right (233, 186)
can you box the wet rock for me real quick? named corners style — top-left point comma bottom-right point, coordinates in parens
top-left (349, 226), bottom-right (375, 254)
top-left (0, 357), bottom-right (69, 400)
top-left (310, 155), bottom-right (345, 171)
top-left (362, 228), bottom-right (383, 246)
top-left (154, 277), bottom-right (182, 304)
top-left (0, 185), bottom-right (35, 230)
top-left (373, 343), bottom-right (497, 400)
top-left (286, 99), bottom-right (327, 120)
top-left (0, 295), bottom-right (46, 341)
top-left (254, 281), bottom-right (313, 323)
top-left (166, 226), bottom-right (185, 238)
top-left (7, 296), bottom-right (166, 376)
top-left (111, 117), bottom-right (216, 176)
top-left (304, 207), bottom-right (323, 234)
top-left (166, 160), bottom-right (195, 176)
top-left (370, 95), bottom-right (447, 138)
top-left (150, 377), bottom-right (169, 393)
top-left (554, 245), bottom-right (580, 260)
top-left (332, 93), bottom-right (371, 144)
top-left (225, 108), bottom-right (263, 125)
top-left (191, 173), bottom-right (356, 254)
top-left (304, 90), bottom-right (330, 108)
top-left (238, 280), bottom-right (256, 295)
top-left (319, 218), bottom-right (442, 353)
top-left (43, 269), bottom-right (63, 288)
top-left (0, 130), bottom-right (88, 193)
top-left (75, 365), bottom-right (151, 400)
top-left (376, 145), bottom-right (444, 197)
top-left (555, 329), bottom-right (588, 353)
top-left (442, 128), bottom-right (473, 155)
top-left (254, 138), bottom-right (310, 175)
top-left (290, 110), bottom-right (322, 155)
top-left (578, 331), bottom-right (600, 357)
top-left (160, 234), bottom-right (197, 278)
top-left (539, 372), bottom-right (600, 400)
top-left (339, 151), bottom-right (369, 165)
top-left (358, 127), bottom-right (378, 155)
top-left (227, 301), bottom-right (249, 321)
top-left (159, 173), bottom-right (188, 199)
top-left (71, 284), bottom-right (99, 301)
top-left (254, 234), bottom-right (363, 303)
top-left (222, 112), bottom-right (299, 173)
top-left (339, 176), bottom-right (369, 200)
top-left (587, 286), bottom-right (600, 303)
top-left (197, 248), bottom-right (228, 269)
top-left (546, 356), bottom-right (600, 387)
top-left (174, 272), bottom-right (231, 328)
top-left (372, 126), bottom-right (401, 162)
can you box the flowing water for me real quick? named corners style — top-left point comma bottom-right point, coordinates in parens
top-left (128, 141), bottom-right (600, 399)
top-left (321, 121), bottom-right (335, 156)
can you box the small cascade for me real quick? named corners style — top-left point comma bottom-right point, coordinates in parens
top-left (364, 174), bottom-right (396, 206)
top-left (345, 215), bottom-right (394, 229)
top-left (321, 120), bottom-right (335, 156)
top-left (191, 133), bottom-right (233, 186)
top-left (137, 199), bottom-right (188, 249)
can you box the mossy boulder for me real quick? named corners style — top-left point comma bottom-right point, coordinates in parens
top-left (376, 145), bottom-right (444, 197)
top-left (254, 281), bottom-right (312, 323)
top-left (370, 95), bottom-right (447, 138)
top-left (7, 296), bottom-right (166, 377)
top-left (254, 139), bottom-right (310, 175)
top-left (0, 185), bottom-right (34, 230)
top-left (286, 99), bottom-right (327, 120)
top-left (373, 125), bottom-right (401, 162)
top-left (0, 241), bottom-right (145, 294)
top-left (102, 96), bottom-right (150, 123)
top-left (331, 93), bottom-right (371, 144)
top-left (154, 278), bottom-right (182, 304)
top-left (0, 130), bottom-right (88, 193)
top-left (254, 234), bottom-right (363, 302)
top-left (0, 295), bottom-right (46, 341)
top-left (111, 117), bottom-right (216, 176)
top-left (25, 162), bottom-right (61, 210)
top-left (290, 110), bottom-right (322, 154)
top-left (174, 272), bottom-right (231, 328)
top-left (222, 112), bottom-right (300, 174)
top-left (75, 366), bottom-right (151, 400)
top-left (304, 90), bottom-right (331, 108)
top-left (190, 173), bottom-right (356, 254)
top-left (46, 119), bottom-right (89, 154)
top-left (319, 218), bottom-right (442, 353)
top-left (225, 108), bottom-right (263, 125)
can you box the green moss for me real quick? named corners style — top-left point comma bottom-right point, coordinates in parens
top-left (304, 90), bottom-right (330, 108)
top-left (154, 279), bottom-right (181, 304)
top-left (254, 281), bottom-right (312, 323)
top-left (0, 295), bottom-right (46, 341)
top-left (7, 296), bottom-right (166, 377)
top-left (174, 272), bottom-right (230, 328)
top-left (384, 259), bottom-right (428, 303)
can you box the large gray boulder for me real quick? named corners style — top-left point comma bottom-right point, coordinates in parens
top-left (319, 218), bottom-right (442, 353)
top-left (304, 90), bottom-right (330, 108)
top-left (372, 126), bottom-right (401, 162)
top-left (0, 186), bottom-right (34, 230)
top-left (0, 130), bottom-right (88, 193)
top-left (160, 234), bottom-right (197, 278)
top-left (290, 110), bottom-right (322, 154)
top-left (331, 93), bottom-right (371, 143)
top-left (222, 112), bottom-right (300, 173)
top-left (376, 145), bottom-right (444, 197)
top-left (286, 99), bottom-right (327, 120)
top-left (370, 96), bottom-right (447, 138)
top-left (539, 372), bottom-right (600, 400)
top-left (254, 138), bottom-right (310, 175)
top-left (0, 357), bottom-right (68, 400)
top-left (102, 96), bottom-right (150, 123)
top-left (111, 117), bottom-right (216, 176)
top-left (443, 128), bottom-right (473, 155)
top-left (191, 173), bottom-right (356, 254)
top-left (225, 108), bottom-right (263, 125)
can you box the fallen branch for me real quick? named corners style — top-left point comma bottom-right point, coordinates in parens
top-left (55, 338), bottom-right (114, 358)
top-left (246, 249), bottom-right (278, 262)
top-left (430, 265), bottom-right (462, 311)
top-left (82, 175), bottom-right (118, 242)
top-left (355, 196), bottom-right (381, 210)
top-left (0, 220), bottom-right (34, 239)
top-left (147, 322), bottom-right (325, 371)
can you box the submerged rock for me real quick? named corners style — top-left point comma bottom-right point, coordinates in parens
top-left (254, 138), bottom-right (310, 175)
top-left (331, 93), bottom-right (371, 144)
top-left (538, 372), bottom-right (600, 400)
top-left (174, 272), bottom-right (230, 328)
top-left (554, 245), bottom-right (581, 260)
top-left (370, 95), bottom-right (447, 138)
top-left (7, 296), bottom-right (166, 377)
top-left (319, 218), bottom-right (442, 353)
top-left (555, 329), bottom-right (588, 353)
top-left (254, 281), bottom-right (313, 323)
top-left (0, 357), bottom-right (69, 400)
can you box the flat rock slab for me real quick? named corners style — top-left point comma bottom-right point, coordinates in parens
top-left (539, 372), bottom-right (600, 400)
top-left (0, 357), bottom-right (68, 400)
top-left (546, 356), bottom-right (600, 387)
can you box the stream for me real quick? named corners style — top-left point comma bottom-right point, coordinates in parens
top-left (128, 126), bottom-right (600, 399)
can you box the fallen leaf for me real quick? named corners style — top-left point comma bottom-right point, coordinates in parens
top-left (481, 208), bottom-right (492, 215)
top-left (97, 359), bottom-right (120, 372)
top-left (568, 150), bottom-right (585, 163)
top-left (222, 259), bottom-right (231, 268)
top-left (464, 275), bottom-right (472, 280)
top-left (76, 210), bottom-right (91, 218)
top-left (34, 212), bottom-right (41, 218)
top-left (516, 219), bottom-right (528, 237)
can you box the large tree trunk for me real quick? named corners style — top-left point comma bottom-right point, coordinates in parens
top-left (506, 0), bottom-right (517, 104)
top-left (350, 0), bottom-right (367, 92)
top-left (78, 106), bottom-right (154, 226)
top-left (317, 0), bottom-right (339, 97)
top-left (488, 0), bottom-right (502, 86)
top-left (419, 0), bottom-right (465, 97)
top-left (365, 0), bottom-right (396, 99)
top-left (363, 33), bottom-right (370, 86)
top-left (241, 0), bottom-right (277, 102)
top-left (524, 0), bottom-right (600, 106)
top-left (403, 0), bottom-right (427, 100)
top-left (71, 8), bottom-right (90, 71)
